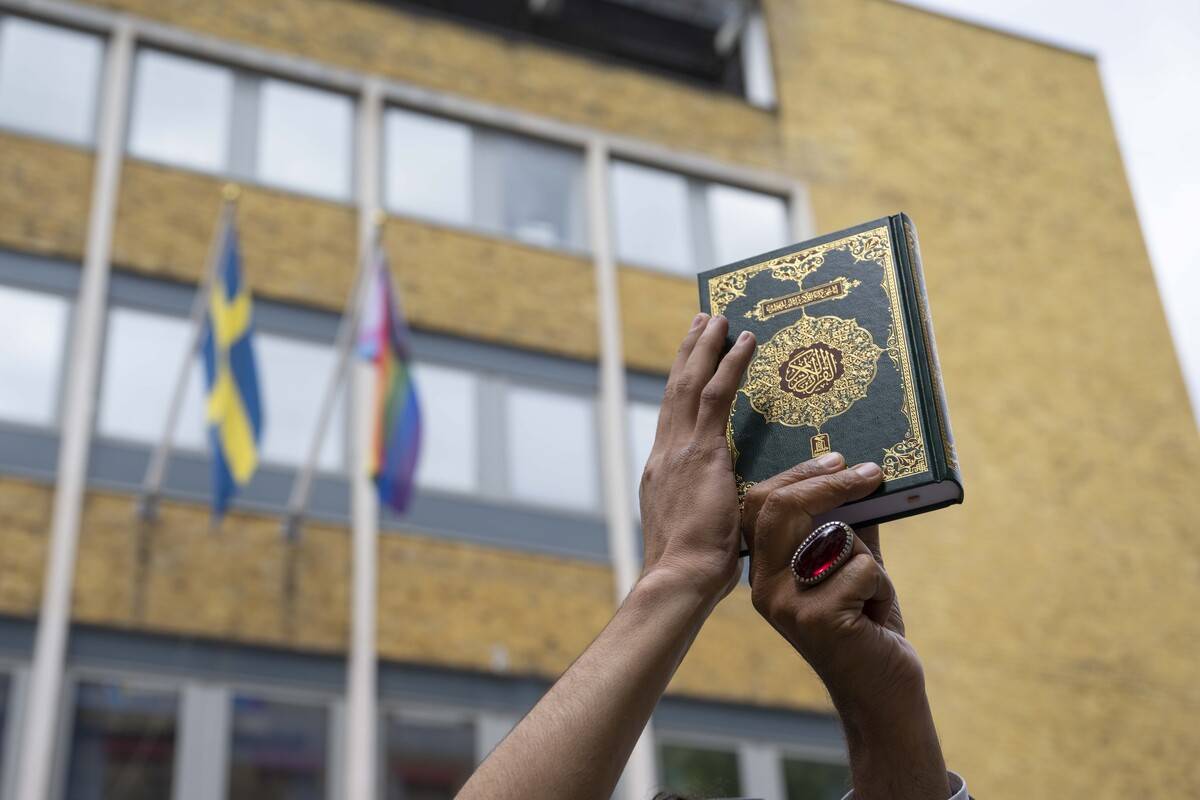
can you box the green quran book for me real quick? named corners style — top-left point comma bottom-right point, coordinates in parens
top-left (698, 214), bottom-right (963, 527)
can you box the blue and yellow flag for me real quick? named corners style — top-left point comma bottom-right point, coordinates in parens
top-left (201, 221), bottom-right (263, 517)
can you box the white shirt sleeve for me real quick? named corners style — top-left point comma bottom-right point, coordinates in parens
top-left (838, 770), bottom-right (968, 800)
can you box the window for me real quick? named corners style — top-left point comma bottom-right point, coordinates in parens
top-left (384, 1), bottom-right (772, 104)
top-left (706, 183), bottom-right (789, 265)
top-left (129, 50), bottom-right (354, 200)
top-left (256, 79), bottom-right (354, 199)
top-left (129, 50), bottom-right (233, 173)
top-left (62, 681), bottom-right (179, 800)
top-left (506, 386), bottom-right (598, 511)
top-left (0, 285), bottom-right (70, 427)
top-left (473, 129), bottom-right (586, 249)
top-left (385, 109), bottom-right (472, 227)
top-left (610, 161), bottom-right (692, 274)
top-left (740, 9), bottom-right (777, 109)
top-left (256, 334), bottom-right (345, 470)
top-left (228, 695), bottom-right (328, 800)
top-left (783, 757), bottom-right (851, 800)
top-left (97, 308), bottom-right (207, 450)
top-left (0, 16), bottom-right (102, 144)
top-left (384, 714), bottom-right (475, 800)
top-left (385, 108), bottom-right (587, 251)
top-left (413, 363), bottom-right (478, 493)
top-left (98, 308), bottom-right (345, 470)
top-left (627, 401), bottom-right (659, 518)
top-left (611, 159), bottom-right (789, 275)
top-left (659, 742), bottom-right (742, 798)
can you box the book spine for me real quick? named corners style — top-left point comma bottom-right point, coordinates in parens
top-left (895, 214), bottom-right (962, 488)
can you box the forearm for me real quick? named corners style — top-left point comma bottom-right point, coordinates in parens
top-left (457, 568), bottom-right (717, 800)
top-left (834, 678), bottom-right (950, 800)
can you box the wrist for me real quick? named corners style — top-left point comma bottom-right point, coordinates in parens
top-left (834, 679), bottom-right (950, 800)
top-left (827, 655), bottom-right (928, 726)
top-left (632, 563), bottom-right (725, 619)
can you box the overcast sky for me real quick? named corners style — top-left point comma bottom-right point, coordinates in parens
top-left (898, 0), bottom-right (1200, 427)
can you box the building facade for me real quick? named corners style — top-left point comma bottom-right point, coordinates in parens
top-left (0, 0), bottom-right (1196, 798)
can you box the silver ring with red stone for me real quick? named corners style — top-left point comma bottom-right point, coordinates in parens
top-left (790, 521), bottom-right (855, 586)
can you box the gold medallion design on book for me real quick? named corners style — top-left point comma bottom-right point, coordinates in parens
top-left (743, 315), bottom-right (883, 429)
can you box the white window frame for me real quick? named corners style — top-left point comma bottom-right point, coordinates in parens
top-left (378, 702), bottom-right (481, 796)
top-left (383, 104), bottom-right (590, 256)
top-left (656, 729), bottom-right (849, 800)
top-left (50, 668), bottom-right (187, 800)
top-left (94, 299), bottom-right (352, 475)
top-left (611, 157), bottom-right (792, 276)
top-left (125, 47), bottom-right (358, 203)
top-left (411, 361), bottom-right (604, 518)
top-left (224, 681), bottom-right (341, 800)
top-left (50, 666), bottom-right (342, 800)
top-left (656, 731), bottom-right (747, 798)
top-left (775, 745), bottom-right (853, 800)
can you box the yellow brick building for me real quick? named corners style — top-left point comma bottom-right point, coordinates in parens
top-left (0, 1), bottom-right (1196, 798)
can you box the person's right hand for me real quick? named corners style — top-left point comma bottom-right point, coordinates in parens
top-left (637, 312), bottom-right (757, 605)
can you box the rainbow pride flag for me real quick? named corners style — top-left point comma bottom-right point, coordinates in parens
top-left (357, 247), bottom-right (421, 513)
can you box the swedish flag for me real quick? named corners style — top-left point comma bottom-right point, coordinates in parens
top-left (201, 222), bottom-right (263, 517)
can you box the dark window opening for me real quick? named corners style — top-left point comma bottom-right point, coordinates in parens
top-left (378, 0), bottom-right (758, 96)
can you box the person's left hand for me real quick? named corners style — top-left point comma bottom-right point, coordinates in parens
top-left (638, 313), bottom-right (756, 602)
top-left (740, 462), bottom-right (923, 711)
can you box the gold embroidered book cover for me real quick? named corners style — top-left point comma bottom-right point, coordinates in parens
top-left (698, 214), bottom-right (964, 526)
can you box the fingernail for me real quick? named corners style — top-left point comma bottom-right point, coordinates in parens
top-left (737, 330), bottom-right (754, 344)
top-left (817, 452), bottom-right (844, 469)
top-left (691, 313), bottom-right (707, 330)
top-left (854, 462), bottom-right (882, 478)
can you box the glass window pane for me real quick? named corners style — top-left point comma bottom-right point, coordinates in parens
top-left (257, 334), bottom-right (344, 470)
top-left (0, 17), bottom-right (102, 143)
top-left (740, 11), bottom-right (777, 109)
top-left (257, 79), bottom-right (353, 199)
top-left (659, 743), bottom-right (741, 798)
top-left (707, 183), bottom-right (789, 265)
top-left (63, 681), bottom-right (179, 800)
top-left (384, 715), bottom-right (475, 800)
top-left (475, 130), bottom-right (587, 250)
top-left (228, 695), bottom-right (327, 800)
top-left (385, 108), bottom-right (472, 226)
top-left (0, 285), bottom-right (69, 426)
top-left (506, 386), bottom-right (598, 511)
top-left (412, 363), bottom-right (477, 493)
top-left (627, 401), bottom-right (659, 519)
top-left (783, 757), bottom-right (851, 800)
top-left (611, 161), bottom-right (692, 273)
top-left (128, 50), bottom-right (232, 172)
top-left (96, 308), bottom-right (206, 450)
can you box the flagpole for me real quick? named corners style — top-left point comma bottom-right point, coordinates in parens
top-left (137, 183), bottom-right (240, 521)
top-left (281, 217), bottom-right (380, 539)
top-left (15, 22), bottom-right (135, 800)
top-left (585, 138), bottom-right (659, 800)
top-left (344, 76), bottom-right (384, 800)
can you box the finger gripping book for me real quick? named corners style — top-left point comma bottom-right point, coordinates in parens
top-left (698, 214), bottom-right (963, 527)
